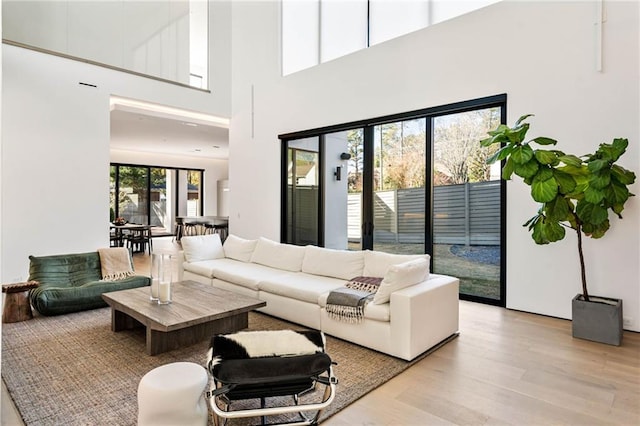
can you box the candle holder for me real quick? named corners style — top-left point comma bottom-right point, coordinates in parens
top-left (150, 253), bottom-right (173, 304)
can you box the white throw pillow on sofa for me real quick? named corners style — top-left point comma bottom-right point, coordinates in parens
top-left (363, 250), bottom-right (430, 278)
top-left (181, 234), bottom-right (224, 263)
top-left (223, 234), bottom-right (258, 262)
top-left (372, 258), bottom-right (430, 305)
top-left (302, 245), bottom-right (364, 280)
top-left (250, 237), bottom-right (306, 272)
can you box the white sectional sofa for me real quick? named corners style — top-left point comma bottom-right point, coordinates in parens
top-left (180, 234), bottom-right (460, 361)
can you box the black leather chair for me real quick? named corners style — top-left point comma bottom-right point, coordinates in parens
top-left (207, 330), bottom-right (337, 426)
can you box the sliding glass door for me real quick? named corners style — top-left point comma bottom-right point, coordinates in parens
top-left (118, 166), bottom-right (150, 224)
top-left (111, 164), bottom-right (203, 232)
top-left (285, 138), bottom-right (320, 246)
top-left (431, 107), bottom-right (502, 301)
top-left (372, 119), bottom-right (427, 255)
top-left (281, 95), bottom-right (506, 305)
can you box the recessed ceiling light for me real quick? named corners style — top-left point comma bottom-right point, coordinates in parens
top-left (182, 122), bottom-right (198, 127)
top-left (194, 148), bottom-right (202, 152)
top-left (110, 95), bottom-right (230, 128)
top-left (212, 145), bottom-right (220, 149)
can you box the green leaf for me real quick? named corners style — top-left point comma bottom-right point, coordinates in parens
top-left (545, 196), bottom-right (570, 221)
top-left (582, 219), bottom-right (610, 238)
top-left (523, 213), bottom-right (539, 229)
top-left (480, 134), bottom-right (506, 147)
top-left (532, 167), bottom-right (554, 183)
top-left (612, 203), bottom-right (625, 216)
top-left (543, 219), bottom-right (566, 242)
top-left (531, 177), bottom-right (558, 203)
top-left (514, 159), bottom-right (539, 178)
top-left (511, 145), bottom-right (535, 164)
top-left (558, 164), bottom-right (589, 177)
top-left (486, 124), bottom-right (510, 137)
top-left (486, 145), bottom-right (513, 165)
top-left (611, 164), bottom-right (636, 185)
top-left (553, 170), bottom-right (577, 194)
top-left (531, 219), bottom-right (550, 244)
top-left (589, 170), bottom-right (611, 189)
top-left (514, 114), bottom-right (534, 127)
top-left (584, 186), bottom-right (605, 204)
top-left (610, 138), bottom-right (628, 160)
top-left (501, 157), bottom-right (515, 180)
top-left (559, 155), bottom-right (582, 167)
top-left (508, 123), bottom-right (530, 143)
top-left (534, 150), bottom-right (558, 165)
top-left (588, 159), bottom-right (609, 172)
top-left (531, 137), bottom-right (557, 146)
top-left (593, 144), bottom-right (615, 162)
top-left (604, 181), bottom-right (630, 205)
top-left (576, 200), bottom-right (608, 225)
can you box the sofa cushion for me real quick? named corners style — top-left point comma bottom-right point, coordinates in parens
top-left (363, 250), bottom-right (430, 278)
top-left (250, 237), bottom-right (306, 272)
top-left (372, 258), bottom-right (430, 305)
top-left (212, 259), bottom-right (295, 291)
top-left (258, 273), bottom-right (345, 304)
top-left (223, 235), bottom-right (258, 262)
top-left (301, 246), bottom-right (364, 280)
top-left (183, 259), bottom-right (219, 278)
top-left (181, 234), bottom-right (225, 263)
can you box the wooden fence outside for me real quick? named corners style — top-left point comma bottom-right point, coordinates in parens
top-left (348, 181), bottom-right (501, 246)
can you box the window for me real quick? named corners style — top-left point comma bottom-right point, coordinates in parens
top-left (282, 0), bottom-right (502, 75)
top-left (110, 164), bottom-right (204, 232)
top-left (281, 94), bottom-right (506, 306)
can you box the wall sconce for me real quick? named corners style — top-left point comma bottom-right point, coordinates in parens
top-left (334, 166), bottom-right (342, 181)
top-left (334, 153), bottom-right (350, 181)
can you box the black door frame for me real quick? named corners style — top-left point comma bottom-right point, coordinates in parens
top-left (280, 94), bottom-right (507, 307)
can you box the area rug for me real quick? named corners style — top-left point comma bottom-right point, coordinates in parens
top-left (2, 308), bottom-right (454, 425)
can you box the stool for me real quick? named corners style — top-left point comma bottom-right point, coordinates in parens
top-left (213, 224), bottom-right (228, 242)
top-left (183, 222), bottom-right (199, 237)
top-left (2, 281), bottom-right (39, 323)
top-left (138, 362), bottom-right (208, 426)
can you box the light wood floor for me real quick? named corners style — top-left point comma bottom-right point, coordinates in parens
top-left (2, 241), bottom-right (639, 425)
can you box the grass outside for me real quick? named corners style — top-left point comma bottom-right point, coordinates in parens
top-left (350, 242), bottom-right (501, 300)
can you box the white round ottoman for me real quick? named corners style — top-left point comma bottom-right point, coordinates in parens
top-left (138, 361), bottom-right (209, 426)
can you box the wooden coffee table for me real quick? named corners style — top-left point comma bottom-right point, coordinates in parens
top-left (102, 280), bottom-right (266, 355)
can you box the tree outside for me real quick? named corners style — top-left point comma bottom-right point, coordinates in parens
top-left (346, 108), bottom-right (500, 191)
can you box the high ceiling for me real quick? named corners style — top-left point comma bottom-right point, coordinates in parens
top-left (110, 106), bottom-right (229, 160)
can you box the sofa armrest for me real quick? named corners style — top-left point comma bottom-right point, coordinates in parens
top-left (389, 274), bottom-right (459, 360)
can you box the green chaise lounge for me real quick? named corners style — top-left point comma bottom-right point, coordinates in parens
top-left (28, 251), bottom-right (150, 316)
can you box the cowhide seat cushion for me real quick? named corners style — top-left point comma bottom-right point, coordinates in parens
top-left (207, 330), bottom-right (332, 400)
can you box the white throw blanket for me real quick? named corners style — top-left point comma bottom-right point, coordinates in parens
top-left (98, 248), bottom-right (135, 281)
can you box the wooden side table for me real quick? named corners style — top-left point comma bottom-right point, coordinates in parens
top-left (2, 281), bottom-right (39, 323)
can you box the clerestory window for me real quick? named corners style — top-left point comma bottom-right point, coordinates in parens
top-left (282, 0), bottom-right (502, 76)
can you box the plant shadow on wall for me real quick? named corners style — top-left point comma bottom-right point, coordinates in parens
top-left (481, 115), bottom-right (636, 345)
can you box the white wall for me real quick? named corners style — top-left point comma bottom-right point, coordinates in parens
top-left (324, 132), bottom-right (349, 250)
top-left (3, 0), bottom-right (193, 87)
top-left (229, 1), bottom-right (640, 330)
top-left (0, 0), bottom-right (231, 283)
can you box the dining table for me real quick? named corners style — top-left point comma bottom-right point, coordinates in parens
top-left (110, 223), bottom-right (153, 251)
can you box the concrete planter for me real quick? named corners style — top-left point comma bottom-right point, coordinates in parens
top-left (572, 294), bottom-right (623, 346)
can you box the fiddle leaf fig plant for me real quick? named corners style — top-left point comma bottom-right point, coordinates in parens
top-left (481, 114), bottom-right (636, 302)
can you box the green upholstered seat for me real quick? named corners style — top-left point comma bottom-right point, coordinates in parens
top-left (28, 251), bottom-right (150, 316)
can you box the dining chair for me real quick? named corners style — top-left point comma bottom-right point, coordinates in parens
top-left (126, 226), bottom-right (153, 255)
